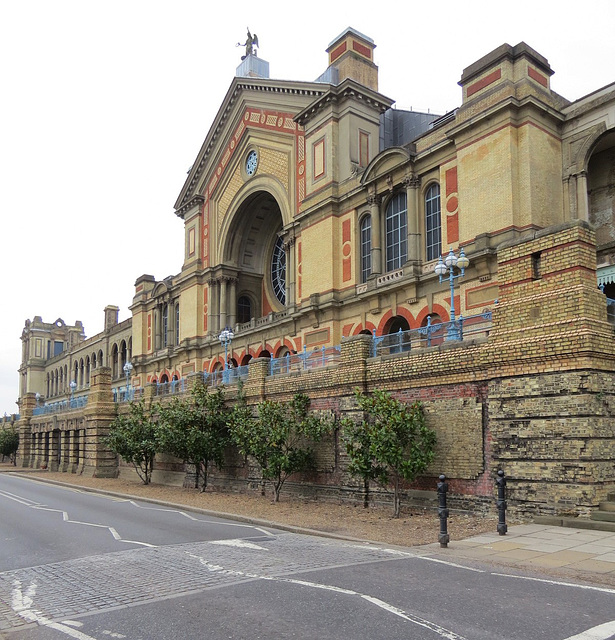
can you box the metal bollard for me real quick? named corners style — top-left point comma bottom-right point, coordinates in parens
top-left (496, 469), bottom-right (507, 536)
top-left (437, 474), bottom-right (450, 548)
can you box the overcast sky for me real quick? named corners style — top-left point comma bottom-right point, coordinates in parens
top-left (1, 0), bottom-right (614, 413)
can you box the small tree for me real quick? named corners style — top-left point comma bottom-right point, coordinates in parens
top-left (157, 385), bottom-right (228, 491)
top-left (0, 427), bottom-right (19, 465)
top-left (344, 389), bottom-right (436, 517)
top-left (341, 416), bottom-right (385, 508)
top-left (229, 393), bottom-right (333, 502)
top-left (105, 400), bottom-right (160, 485)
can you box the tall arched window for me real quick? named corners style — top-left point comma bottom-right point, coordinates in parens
top-left (162, 304), bottom-right (168, 347)
top-left (385, 192), bottom-right (407, 271)
top-left (360, 215), bottom-right (371, 283)
top-left (237, 295), bottom-right (252, 324)
top-left (271, 236), bottom-right (286, 306)
top-left (175, 303), bottom-right (180, 346)
top-left (425, 183), bottom-right (442, 261)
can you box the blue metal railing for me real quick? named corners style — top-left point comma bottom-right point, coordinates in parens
top-left (149, 367), bottom-right (250, 397)
top-left (269, 345), bottom-right (341, 376)
top-left (372, 311), bottom-right (493, 358)
top-left (33, 395), bottom-right (88, 416)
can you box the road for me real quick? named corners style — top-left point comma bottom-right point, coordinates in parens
top-left (1, 473), bottom-right (614, 640)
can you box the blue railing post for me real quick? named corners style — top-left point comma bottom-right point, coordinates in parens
top-left (426, 315), bottom-right (432, 347)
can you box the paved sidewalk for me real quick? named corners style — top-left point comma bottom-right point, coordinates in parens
top-left (423, 523), bottom-right (615, 583)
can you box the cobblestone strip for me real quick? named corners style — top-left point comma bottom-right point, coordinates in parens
top-left (0, 534), bottom-right (411, 630)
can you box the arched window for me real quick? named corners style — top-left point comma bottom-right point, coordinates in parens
top-left (162, 304), bottom-right (169, 347)
top-left (237, 295), bottom-right (252, 324)
top-left (111, 344), bottom-right (119, 379)
top-left (360, 215), bottom-right (371, 283)
top-left (271, 236), bottom-right (286, 306)
top-left (385, 192), bottom-right (407, 271)
top-left (425, 183), bottom-right (442, 261)
top-left (175, 304), bottom-right (180, 346)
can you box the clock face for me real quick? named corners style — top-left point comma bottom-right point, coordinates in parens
top-left (246, 150), bottom-right (258, 176)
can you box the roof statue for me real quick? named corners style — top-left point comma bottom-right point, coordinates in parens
top-left (237, 28), bottom-right (258, 60)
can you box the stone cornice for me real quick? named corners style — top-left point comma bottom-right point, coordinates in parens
top-left (294, 78), bottom-right (393, 127)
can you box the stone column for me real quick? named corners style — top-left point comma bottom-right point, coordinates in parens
top-left (229, 278), bottom-right (237, 328)
top-left (61, 430), bottom-right (71, 472)
top-left (16, 392), bottom-right (35, 468)
top-left (368, 194), bottom-right (382, 275)
top-left (49, 430), bottom-right (59, 471)
top-left (83, 366), bottom-right (118, 478)
top-left (576, 171), bottom-right (589, 221)
top-left (207, 279), bottom-right (217, 337)
top-left (220, 278), bottom-right (228, 330)
top-left (405, 174), bottom-right (421, 264)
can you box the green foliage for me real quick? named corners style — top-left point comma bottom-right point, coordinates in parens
top-left (0, 426), bottom-right (19, 464)
top-left (157, 384), bottom-right (229, 491)
top-left (105, 400), bottom-right (160, 485)
top-left (343, 389), bottom-right (436, 517)
top-left (229, 392), bottom-right (333, 502)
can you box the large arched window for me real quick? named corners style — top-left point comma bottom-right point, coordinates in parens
top-left (237, 295), bottom-right (252, 324)
top-left (161, 304), bottom-right (169, 347)
top-left (385, 192), bottom-right (407, 271)
top-left (271, 236), bottom-right (286, 306)
top-left (360, 215), bottom-right (371, 283)
top-left (425, 183), bottom-right (442, 261)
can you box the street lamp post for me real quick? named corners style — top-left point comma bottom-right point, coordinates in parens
top-left (69, 380), bottom-right (77, 406)
top-left (218, 327), bottom-right (234, 383)
top-left (123, 361), bottom-right (133, 401)
top-left (434, 247), bottom-right (470, 340)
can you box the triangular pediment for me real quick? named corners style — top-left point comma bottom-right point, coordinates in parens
top-left (175, 77), bottom-right (329, 214)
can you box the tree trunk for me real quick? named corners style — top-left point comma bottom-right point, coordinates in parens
top-left (200, 461), bottom-right (208, 493)
top-left (363, 478), bottom-right (370, 508)
top-left (393, 474), bottom-right (400, 518)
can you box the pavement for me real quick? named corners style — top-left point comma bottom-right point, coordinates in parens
top-left (423, 523), bottom-right (615, 585)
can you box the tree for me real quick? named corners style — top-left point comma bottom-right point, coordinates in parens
top-left (157, 384), bottom-right (228, 491)
top-left (229, 393), bottom-right (333, 502)
top-left (0, 426), bottom-right (19, 465)
top-left (343, 389), bottom-right (436, 517)
top-left (105, 400), bottom-right (160, 485)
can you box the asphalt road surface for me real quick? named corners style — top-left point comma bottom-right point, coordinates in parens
top-left (1, 474), bottom-right (614, 640)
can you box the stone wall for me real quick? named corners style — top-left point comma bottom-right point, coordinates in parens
top-left (15, 220), bottom-right (615, 517)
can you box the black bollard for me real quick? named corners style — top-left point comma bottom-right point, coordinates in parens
top-left (496, 469), bottom-right (507, 536)
top-left (437, 474), bottom-right (450, 548)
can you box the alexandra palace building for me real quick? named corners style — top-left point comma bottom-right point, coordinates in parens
top-left (11, 28), bottom-right (615, 517)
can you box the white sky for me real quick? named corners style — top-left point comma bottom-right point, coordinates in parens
top-left (1, 0), bottom-right (614, 413)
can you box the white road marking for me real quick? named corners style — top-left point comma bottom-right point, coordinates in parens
top-left (209, 539), bottom-right (268, 550)
top-left (126, 500), bottom-right (273, 536)
top-left (492, 573), bottom-right (615, 595)
top-left (12, 580), bottom-right (99, 640)
top-left (0, 489), bottom-right (43, 507)
top-left (187, 548), bottom-right (468, 640)
top-left (29, 505), bottom-right (158, 548)
top-left (562, 620), bottom-right (615, 639)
